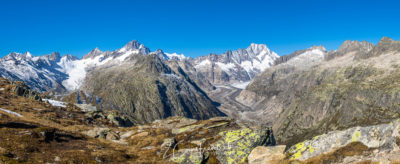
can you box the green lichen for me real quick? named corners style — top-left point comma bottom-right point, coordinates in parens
top-left (352, 131), bottom-right (361, 142)
top-left (213, 128), bottom-right (264, 164)
top-left (172, 124), bottom-right (205, 134)
top-left (290, 140), bottom-right (315, 160)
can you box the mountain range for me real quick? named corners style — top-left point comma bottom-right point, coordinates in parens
top-left (2, 37), bottom-right (400, 163)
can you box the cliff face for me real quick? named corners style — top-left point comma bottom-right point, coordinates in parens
top-left (80, 54), bottom-right (224, 124)
top-left (242, 37), bottom-right (400, 147)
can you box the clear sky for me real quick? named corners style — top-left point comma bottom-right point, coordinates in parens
top-left (0, 0), bottom-right (399, 58)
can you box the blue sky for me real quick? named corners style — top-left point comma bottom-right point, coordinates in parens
top-left (0, 0), bottom-right (399, 58)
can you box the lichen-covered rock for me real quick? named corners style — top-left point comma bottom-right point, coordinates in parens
top-left (170, 149), bottom-right (207, 164)
top-left (211, 128), bottom-right (267, 164)
top-left (107, 113), bottom-right (133, 127)
top-left (172, 124), bottom-right (205, 135)
top-left (248, 145), bottom-right (286, 164)
top-left (10, 81), bottom-right (41, 101)
top-left (152, 117), bottom-right (197, 130)
top-left (288, 119), bottom-right (400, 162)
top-left (161, 137), bottom-right (176, 148)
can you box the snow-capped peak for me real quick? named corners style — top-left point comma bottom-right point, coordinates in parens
top-left (247, 43), bottom-right (269, 53)
top-left (192, 43), bottom-right (279, 87)
top-left (2, 52), bottom-right (33, 61)
top-left (118, 40), bottom-right (150, 54)
top-left (83, 47), bottom-right (103, 59)
top-left (25, 52), bottom-right (33, 58)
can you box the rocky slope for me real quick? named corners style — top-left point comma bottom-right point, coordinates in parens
top-left (235, 45), bottom-right (328, 126)
top-left (0, 78), bottom-right (272, 163)
top-left (238, 37), bottom-right (400, 148)
top-left (78, 54), bottom-right (224, 124)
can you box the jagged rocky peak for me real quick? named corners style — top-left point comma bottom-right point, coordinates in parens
top-left (246, 43), bottom-right (271, 56)
top-left (327, 40), bottom-right (374, 60)
top-left (2, 52), bottom-right (32, 61)
top-left (83, 47), bottom-right (103, 59)
top-left (190, 43), bottom-right (279, 87)
top-left (351, 37), bottom-right (400, 60)
top-left (373, 36), bottom-right (400, 52)
top-left (153, 49), bottom-right (167, 59)
top-left (338, 40), bottom-right (374, 52)
top-left (49, 52), bottom-right (61, 61)
top-left (118, 40), bottom-right (150, 54)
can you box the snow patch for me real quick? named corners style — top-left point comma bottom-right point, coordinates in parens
top-left (216, 62), bottom-right (236, 72)
top-left (164, 52), bottom-right (186, 60)
top-left (195, 60), bottom-right (211, 68)
top-left (0, 108), bottom-right (23, 117)
top-left (231, 81), bottom-right (251, 89)
top-left (285, 48), bottom-right (325, 68)
top-left (0, 88), bottom-right (4, 91)
top-left (43, 99), bottom-right (67, 108)
top-left (59, 54), bottom-right (113, 91)
top-left (162, 73), bottom-right (181, 79)
top-left (117, 50), bottom-right (139, 61)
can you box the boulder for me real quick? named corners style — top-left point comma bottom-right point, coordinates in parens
top-left (169, 149), bottom-right (207, 164)
top-left (86, 127), bottom-right (110, 139)
top-left (211, 128), bottom-right (268, 164)
top-left (161, 137), bottom-right (176, 148)
top-left (106, 113), bottom-right (133, 127)
top-left (120, 130), bottom-right (135, 139)
top-left (106, 131), bottom-right (120, 140)
top-left (248, 145), bottom-right (286, 164)
top-left (172, 124), bottom-right (205, 135)
top-left (288, 119), bottom-right (400, 162)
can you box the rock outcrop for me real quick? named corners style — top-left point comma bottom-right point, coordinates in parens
top-left (211, 128), bottom-right (270, 164)
top-left (288, 119), bottom-right (400, 163)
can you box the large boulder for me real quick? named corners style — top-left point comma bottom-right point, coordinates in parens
top-left (248, 145), bottom-right (286, 164)
top-left (288, 119), bottom-right (400, 163)
top-left (211, 128), bottom-right (268, 164)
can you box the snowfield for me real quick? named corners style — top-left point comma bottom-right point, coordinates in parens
top-left (0, 108), bottom-right (23, 117)
top-left (43, 99), bottom-right (67, 108)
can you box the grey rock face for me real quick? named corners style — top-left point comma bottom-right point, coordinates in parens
top-left (356, 36), bottom-right (400, 59)
top-left (326, 40), bottom-right (374, 60)
top-left (80, 54), bottom-right (225, 124)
